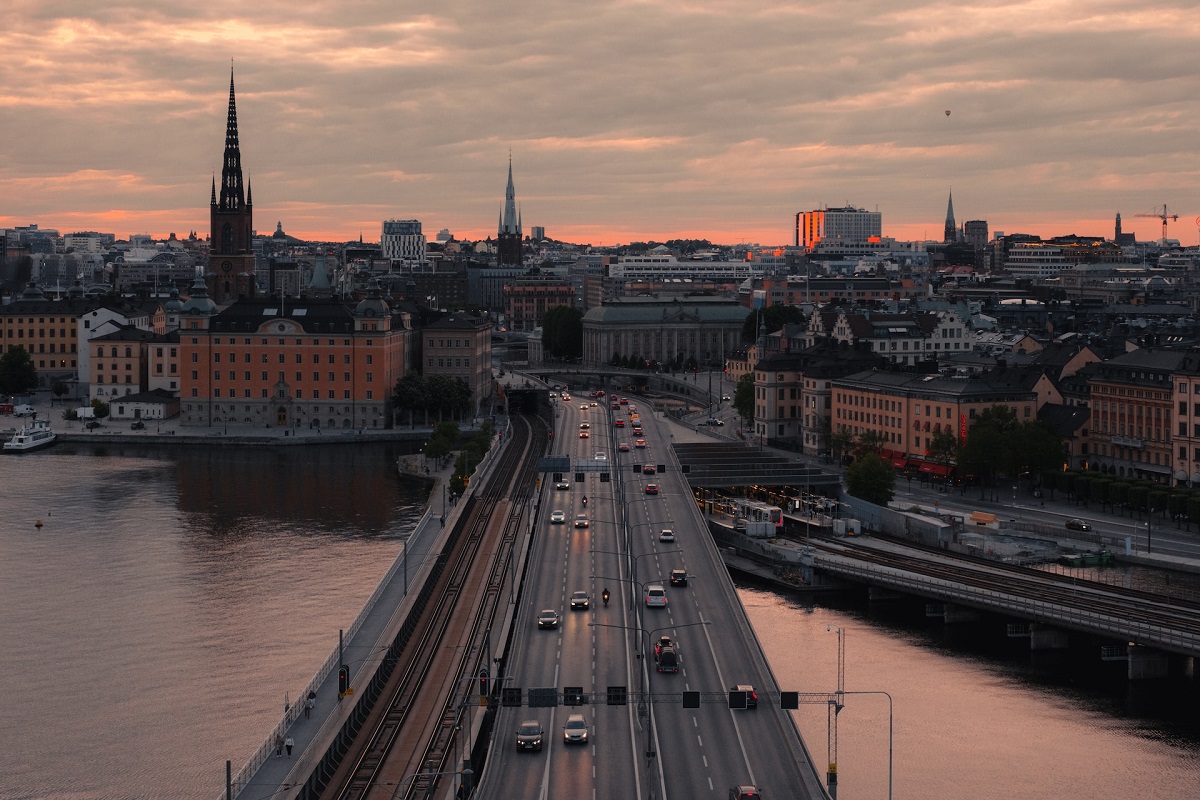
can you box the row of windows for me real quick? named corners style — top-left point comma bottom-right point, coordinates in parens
top-left (195, 370), bottom-right (373, 384)
top-left (3, 328), bottom-right (69, 338)
top-left (427, 358), bottom-right (472, 368)
top-left (192, 388), bottom-right (367, 400)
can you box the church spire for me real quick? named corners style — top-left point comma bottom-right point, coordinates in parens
top-left (943, 190), bottom-right (956, 243)
top-left (218, 67), bottom-right (246, 213)
top-left (500, 155), bottom-right (520, 236)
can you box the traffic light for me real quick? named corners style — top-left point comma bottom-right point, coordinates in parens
top-left (479, 668), bottom-right (489, 698)
top-left (338, 665), bottom-right (350, 696)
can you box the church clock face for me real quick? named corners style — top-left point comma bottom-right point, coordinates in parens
top-left (222, 260), bottom-right (233, 272)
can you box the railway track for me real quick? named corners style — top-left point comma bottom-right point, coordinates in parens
top-left (808, 537), bottom-right (1200, 637)
top-left (319, 413), bottom-right (548, 800)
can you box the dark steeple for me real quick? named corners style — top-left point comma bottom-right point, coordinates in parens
top-left (944, 190), bottom-right (956, 243)
top-left (207, 67), bottom-right (257, 305)
top-left (216, 69), bottom-right (246, 213)
top-left (496, 155), bottom-right (523, 265)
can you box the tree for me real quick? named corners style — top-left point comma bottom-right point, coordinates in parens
top-left (741, 304), bottom-right (806, 342)
top-left (829, 426), bottom-right (856, 465)
top-left (733, 373), bottom-right (755, 425)
top-left (846, 453), bottom-right (896, 505)
top-left (926, 427), bottom-right (959, 468)
top-left (541, 306), bottom-right (583, 361)
top-left (0, 346), bottom-right (37, 395)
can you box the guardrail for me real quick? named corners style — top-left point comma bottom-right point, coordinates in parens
top-left (815, 555), bottom-right (1200, 656)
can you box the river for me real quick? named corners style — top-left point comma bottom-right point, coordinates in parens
top-left (2, 446), bottom-right (1198, 799)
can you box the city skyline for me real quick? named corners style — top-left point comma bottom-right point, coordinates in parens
top-left (2, 2), bottom-right (1199, 247)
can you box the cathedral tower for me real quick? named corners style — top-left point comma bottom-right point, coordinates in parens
top-left (496, 157), bottom-right (523, 266)
top-left (943, 191), bottom-right (957, 243)
top-left (207, 69), bottom-right (256, 304)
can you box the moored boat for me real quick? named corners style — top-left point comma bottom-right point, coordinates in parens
top-left (3, 418), bottom-right (57, 453)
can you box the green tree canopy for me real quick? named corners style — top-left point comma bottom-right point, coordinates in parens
top-left (0, 346), bottom-right (37, 395)
top-left (733, 373), bottom-right (755, 425)
top-left (541, 306), bottom-right (583, 361)
top-left (741, 304), bottom-right (806, 343)
top-left (846, 453), bottom-right (896, 506)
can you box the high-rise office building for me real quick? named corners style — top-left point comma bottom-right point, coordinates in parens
top-left (794, 206), bottom-right (882, 249)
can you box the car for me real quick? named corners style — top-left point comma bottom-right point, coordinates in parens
top-left (550, 510), bottom-right (566, 524)
top-left (611, 401), bottom-right (620, 409)
top-left (731, 684), bottom-right (758, 709)
top-left (537, 609), bottom-right (560, 629)
top-left (631, 426), bottom-right (643, 435)
top-left (516, 719), bottom-right (544, 751)
top-left (620, 397), bottom-right (629, 405)
top-left (644, 584), bottom-right (667, 607)
top-left (574, 514), bottom-right (589, 528)
top-left (594, 452), bottom-right (607, 460)
top-left (579, 431), bottom-right (589, 438)
top-left (615, 419), bottom-right (625, 427)
top-left (570, 590), bottom-right (590, 610)
top-left (130, 420), bottom-right (145, 430)
top-left (669, 569), bottom-right (688, 587)
top-left (729, 785), bottom-right (760, 800)
top-left (635, 439), bottom-right (647, 448)
top-left (721, 395), bottom-right (732, 401)
top-left (659, 528), bottom-right (675, 542)
top-left (590, 402), bottom-right (598, 407)
top-left (643, 464), bottom-right (656, 475)
top-left (618, 443), bottom-right (630, 452)
top-left (1065, 518), bottom-right (1092, 531)
top-left (707, 417), bottom-right (724, 426)
top-left (555, 481), bottom-right (570, 490)
top-left (561, 394), bottom-right (571, 401)
top-left (580, 404), bottom-right (589, 410)
top-left (85, 420), bottom-right (101, 430)
top-left (579, 422), bottom-right (590, 429)
top-left (644, 484), bottom-right (659, 495)
top-left (656, 645), bottom-right (679, 673)
top-left (562, 713), bottom-right (589, 744)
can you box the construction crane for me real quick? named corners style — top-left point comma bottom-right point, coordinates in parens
top-left (1135, 204), bottom-right (1180, 243)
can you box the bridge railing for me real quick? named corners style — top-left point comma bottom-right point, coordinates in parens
top-left (818, 556), bottom-right (1200, 656)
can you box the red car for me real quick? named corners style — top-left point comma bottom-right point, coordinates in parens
top-left (644, 484), bottom-right (659, 495)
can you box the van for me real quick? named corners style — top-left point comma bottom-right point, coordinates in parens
top-left (13, 404), bottom-right (35, 417)
top-left (644, 584), bottom-right (667, 608)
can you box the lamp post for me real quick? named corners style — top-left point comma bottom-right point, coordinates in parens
top-left (591, 618), bottom-right (711, 800)
top-left (826, 624), bottom-right (845, 799)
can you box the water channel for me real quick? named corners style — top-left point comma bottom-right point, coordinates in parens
top-left (2, 445), bottom-right (1198, 799)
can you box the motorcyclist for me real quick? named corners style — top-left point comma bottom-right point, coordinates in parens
top-left (602, 587), bottom-right (610, 607)
top-left (582, 495), bottom-right (588, 507)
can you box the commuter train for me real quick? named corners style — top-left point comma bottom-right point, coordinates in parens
top-left (732, 498), bottom-right (783, 538)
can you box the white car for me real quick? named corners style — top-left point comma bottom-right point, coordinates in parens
top-left (550, 510), bottom-right (566, 524)
top-left (644, 584), bottom-right (668, 607)
top-left (594, 452), bottom-right (607, 461)
top-left (659, 529), bottom-right (675, 542)
top-left (563, 713), bottom-right (589, 744)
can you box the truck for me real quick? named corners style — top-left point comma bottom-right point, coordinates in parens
top-left (0, 403), bottom-right (13, 415)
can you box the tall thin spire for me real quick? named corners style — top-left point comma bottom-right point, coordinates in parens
top-left (500, 156), bottom-right (519, 235)
top-left (943, 190), bottom-right (956, 243)
top-left (217, 67), bottom-right (246, 213)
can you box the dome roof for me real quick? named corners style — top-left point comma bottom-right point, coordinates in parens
top-left (355, 280), bottom-right (390, 317)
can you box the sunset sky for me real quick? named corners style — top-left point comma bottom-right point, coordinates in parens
top-left (2, 1), bottom-right (1199, 248)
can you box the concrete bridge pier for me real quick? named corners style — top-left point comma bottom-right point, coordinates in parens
top-left (942, 604), bottom-right (982, 624)
top-left (1029, 624), bottom-right (1070, 651)
top-left (1126, 645), bottom-right (1170, 680)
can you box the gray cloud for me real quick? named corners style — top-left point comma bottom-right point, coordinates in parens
top-left (1, 0), bottom-right (1197, 244)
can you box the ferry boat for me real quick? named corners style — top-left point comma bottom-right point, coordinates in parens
top-left (3, 418), bottom-right (57, 453)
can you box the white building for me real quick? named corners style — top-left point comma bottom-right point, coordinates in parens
top-left (381, 219), bottom-right (426, 267)
top-left (796, 206), bottom-right (883, 249)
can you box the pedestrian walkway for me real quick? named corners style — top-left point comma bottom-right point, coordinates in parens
top-left (225, 440), bottom-right (492, 800)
